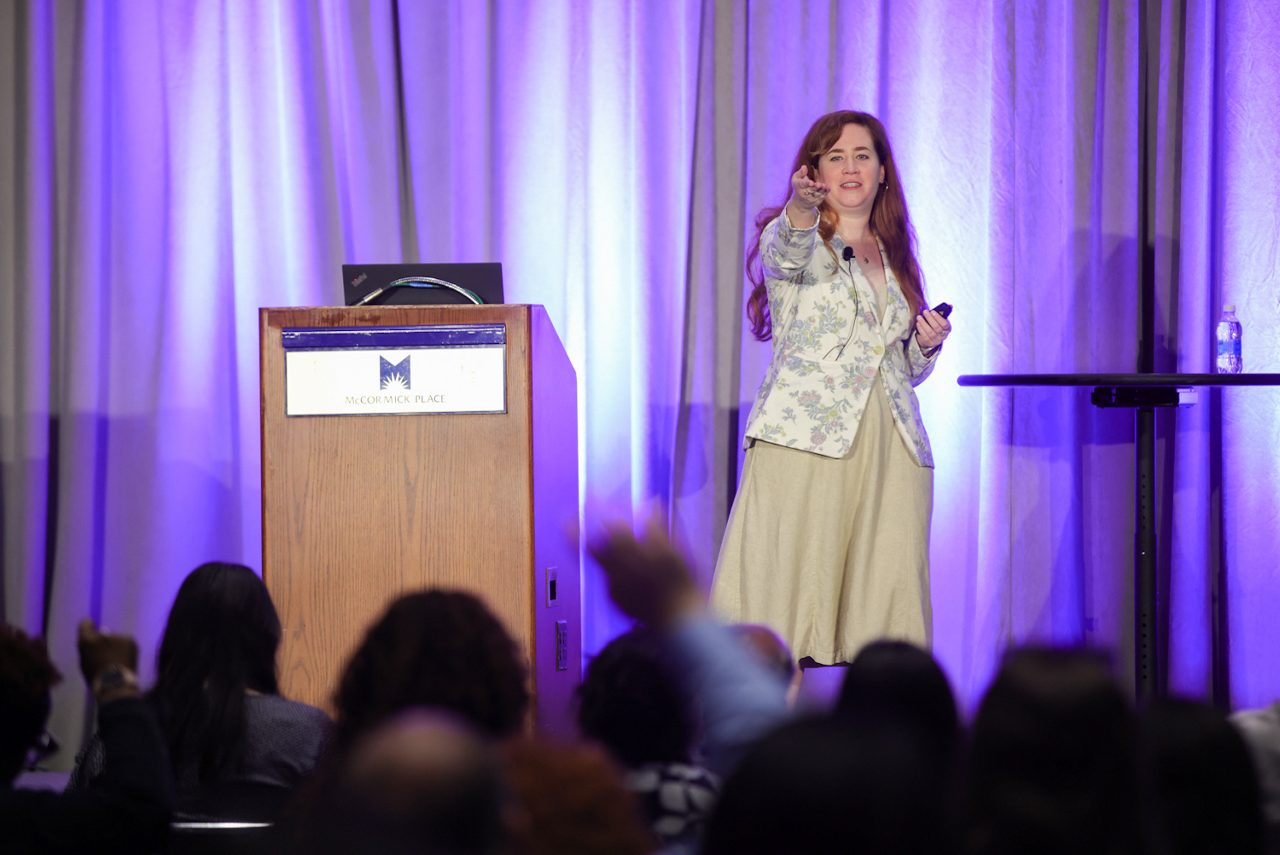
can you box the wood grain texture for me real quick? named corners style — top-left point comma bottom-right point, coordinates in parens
top-left (260, 305), bottom-right (579, 732)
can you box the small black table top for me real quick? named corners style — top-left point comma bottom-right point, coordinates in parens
top-left (957, 373), bottom-right (1280, 388)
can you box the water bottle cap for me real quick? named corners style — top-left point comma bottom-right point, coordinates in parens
top-left (1224, 304), bottom-right (1236, 312)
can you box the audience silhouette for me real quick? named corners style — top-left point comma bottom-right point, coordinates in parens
top-left (578, 627), bottom-right (718, 847)
top-left (68, 561), bottom-right (330, 823)
top-left (2, 620), bottom-right (172, 853)
top-left (8, 535), bottom-right (1275, 855)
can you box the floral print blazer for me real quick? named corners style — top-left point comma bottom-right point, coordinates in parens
top-left (742, 211), bottom-right (939, 467)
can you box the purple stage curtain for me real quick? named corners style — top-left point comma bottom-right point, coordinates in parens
top-left (1162, 0), bottom-right (1280, 705)
top-left (2, 0), bottom-right (1278, 768)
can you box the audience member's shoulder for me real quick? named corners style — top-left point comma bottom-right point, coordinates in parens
top-left (240, 694), bottom-right (332, 786)
top-left (247, 693), bottom-right (333, 734)
top-left (1232, 701), bottom-right (1280, 737)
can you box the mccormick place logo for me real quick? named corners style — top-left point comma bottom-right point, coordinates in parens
top-left (380, 356), bottom-right (411, 390)
top-left (341, 355), bottom-right (444, 407)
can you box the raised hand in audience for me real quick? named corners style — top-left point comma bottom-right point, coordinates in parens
top-left (587, 516), bottom-right (791, 782)
top-left (587, 518), bottom-right (703, 627)
top-left (77, 619), bottom-right (140, 704)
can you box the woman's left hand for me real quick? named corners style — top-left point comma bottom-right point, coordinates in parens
top-left (915, 310), bottom-right (951, 353)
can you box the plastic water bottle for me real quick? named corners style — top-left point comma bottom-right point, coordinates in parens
top-left (1215, 305), bottom-right (1242, 374)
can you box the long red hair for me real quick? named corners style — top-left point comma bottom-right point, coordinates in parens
top-left (746, 111), bottom-right (926, 341)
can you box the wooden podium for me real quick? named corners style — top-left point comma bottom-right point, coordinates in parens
top-left (259, 305), bottom-right (580, 736)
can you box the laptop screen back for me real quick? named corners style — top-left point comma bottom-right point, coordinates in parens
top-left (342, 263), bottom-right (505, 306)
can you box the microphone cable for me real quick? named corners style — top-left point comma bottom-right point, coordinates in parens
top-left (824, 244), bottom-right (861, 361)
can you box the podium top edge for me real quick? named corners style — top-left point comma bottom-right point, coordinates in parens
top-left (260, 304), bottom-right (541, 312)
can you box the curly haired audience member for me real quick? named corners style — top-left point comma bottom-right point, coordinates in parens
top-left (328, 589), bottom-right (529, 753)
top-left (282, 589), bottom-right (529, 852)
top-left (69, 562), bottom-right (330, 818)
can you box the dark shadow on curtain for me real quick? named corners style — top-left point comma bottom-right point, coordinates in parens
top-left (36, 411), bottom-right (245, 769)
top-left (999, 233), bottom-right (1137, 660)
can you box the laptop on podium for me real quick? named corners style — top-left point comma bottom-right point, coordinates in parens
top-left (342, 263), bottom-right (504, 306)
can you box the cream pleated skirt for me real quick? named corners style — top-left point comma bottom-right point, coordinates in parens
top-left (710, 378), bottom-right (933, 665)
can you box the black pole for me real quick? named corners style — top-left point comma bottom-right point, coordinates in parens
top-left (1135, 405), bottom-right (1158, 703)
top-left (1135, 0), bottom-right (1160, 704)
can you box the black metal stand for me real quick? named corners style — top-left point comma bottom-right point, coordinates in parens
top-left (1092, 388), bottom-right (1170, 702)
top-left (958, 373), bottom-right (1280, 701)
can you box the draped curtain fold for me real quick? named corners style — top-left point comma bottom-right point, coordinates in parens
top-left (2, 0), bottom-right (1277, 767)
